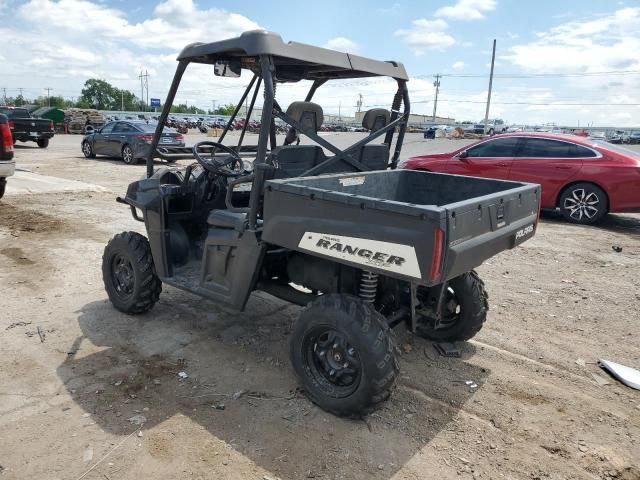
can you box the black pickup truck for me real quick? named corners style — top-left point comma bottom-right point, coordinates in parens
top-left (0, 106), bottom-right (55, 148)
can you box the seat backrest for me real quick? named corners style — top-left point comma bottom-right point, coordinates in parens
top-left (274, 145), bottom-right (326, 177)
top-left (286, 101), bottom-right (324, 132)
top-left (362, 108), bottom-right (390, 132)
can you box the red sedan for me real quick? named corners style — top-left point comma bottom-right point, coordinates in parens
top-left (400, 133), bottom-right (640, 225)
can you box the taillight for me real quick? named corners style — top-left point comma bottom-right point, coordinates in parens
top-left (50, 121), bottom-right (54, 131)
top-left (175, 134), bottom-right (184, 143)
top-left (134, 134), bottom-right (154, 143)
top-left (8, 120), bottom-right (14, 130)
top-left (1, 124), bottom-right (13, 152)
top-left (429, 227), bottom-right (445, 283)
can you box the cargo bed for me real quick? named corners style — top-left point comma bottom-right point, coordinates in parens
top-left (262, 170), bottom-right (540, 285)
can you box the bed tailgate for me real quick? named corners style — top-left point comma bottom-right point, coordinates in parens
top-left (439, 183), bottom-right (541, 281)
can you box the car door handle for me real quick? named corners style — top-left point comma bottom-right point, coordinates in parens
top-left (555, 165), bottom-right (571, 170)
top-left (497, 162), bottom-right (509, 167)
top-left (119, 135), bottom-right (126, 138)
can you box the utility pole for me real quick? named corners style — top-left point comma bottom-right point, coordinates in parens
top-left (121, 90), bottom-right (124, 111)
top-left (2, 88), bottom-right (6, 104)
top-left (483, 39), bottom-right (497, 134)
top-left (138, 70), bottom-right (149, 112)
top-left (432, 74), bottom-right (441, 123)
top-left (45, 87), bottom-right (52, 106)
top-left (212, 99), bottom-right (216, 114)
top-left (356, 93), bottom-right (363, 113)
top-left (339, 101), bottom-right (342, 121)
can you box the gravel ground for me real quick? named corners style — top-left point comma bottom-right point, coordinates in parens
top-left (1, 132), bottom-right (639, 480)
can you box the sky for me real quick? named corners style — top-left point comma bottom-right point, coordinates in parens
top-left (1, 0), bottom-right (639, 126)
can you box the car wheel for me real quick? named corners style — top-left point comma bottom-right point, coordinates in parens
top-left (488, 128), bottom-right (494, 136)
top-left (37, 138), bottom-right (49, 148)
top-left (559, 183), bottom-right (608, 225)
top-left (0, 178), bottom-right (6, 200)
top-left (82, 141), bottom-right (96, 158)
top-left (121, 144), bottom-right (137, 165)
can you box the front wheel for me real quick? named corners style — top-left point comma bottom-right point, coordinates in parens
top-left (559, 182), bottom-right (607, 225)
top-left (415, 270), bottom-right (488, 342)
top-left (121, 144), bottom-right (137, 165)
top-left (290, 294), bottom-right (398, 417)
top-left (37, 138), bottom-right (49, 148)
top-left (102, 231), bottom-right (162, 314)
top-left (82, 141), bottom-right (96, 158)
top-left (0, 178), bottom-right (6, 200)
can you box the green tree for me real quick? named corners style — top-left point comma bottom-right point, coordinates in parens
top-left (215, 104), bottom-right (236, 115)
top-left (79, 79), bottom-right (118, 109)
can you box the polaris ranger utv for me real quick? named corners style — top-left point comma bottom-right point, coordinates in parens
top-left (103, 31), bottom-right (540, 417)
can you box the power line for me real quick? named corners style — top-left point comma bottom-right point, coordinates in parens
top-left (433, 69), bottom-right (640, 79)
top-left (413, 99), bottom-right (640, 106)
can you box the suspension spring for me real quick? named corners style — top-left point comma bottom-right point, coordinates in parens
top-left (359, 271), bottom-right (379, 304)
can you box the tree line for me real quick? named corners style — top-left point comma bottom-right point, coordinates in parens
top-left (3, 79), bottom-right (237, 115)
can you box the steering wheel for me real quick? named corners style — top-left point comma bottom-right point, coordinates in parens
top-left (192, 141), bottom-right (245, 177)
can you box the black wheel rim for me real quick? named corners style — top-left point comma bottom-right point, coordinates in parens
top-left (110, 253), bottom-right (135, 298)
top-left (417, 285), bottom-right (462, 331)
top-left (303, 326), bottom-right (361, 398)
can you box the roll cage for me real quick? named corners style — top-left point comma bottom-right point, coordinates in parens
top-left (146, 31), bottom-right (410, 230)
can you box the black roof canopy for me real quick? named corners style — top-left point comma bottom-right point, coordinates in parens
top-left (177, 31), bottom-right (409, 81)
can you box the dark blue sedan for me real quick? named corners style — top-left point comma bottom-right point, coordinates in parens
top-left (81, 120), bottom-right (185, 164)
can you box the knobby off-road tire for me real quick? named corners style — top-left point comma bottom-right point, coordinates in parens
top-left (415, 270), bottom-right (488, 342)
top-left (290, 294), bottom-right (399, 417)
top-left (102, 231), bottom-right (161, 314)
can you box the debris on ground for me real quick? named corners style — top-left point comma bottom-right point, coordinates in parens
top-left (82, 446), bottom-right (93, 463)
top-left (575, 358), bottom-right (586, 367)
top-left (434, 342), bottom-right (462, 358)
top-left (612, 245), bottom-right (623, 253)
top-left (128, 414), bottom-right (146, 425)
top-left (591, 373), bottom-right (612, 386)
top-left (36, 326), bottom-right (46, 343)
top-left (178, 371), bottom-right (188, 380)
top-left (598, 359), bottom-right (640, 390)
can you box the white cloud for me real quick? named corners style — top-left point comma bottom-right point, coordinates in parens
top-left (394, 19), bottom-right (455, 55)
top-left (323, 37), bottom-right (359, 53)
top-left (452, 61), bottom-right (465, 69)
top-left (435, 0), bottom-right (497, 21)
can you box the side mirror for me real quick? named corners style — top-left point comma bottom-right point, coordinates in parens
top-left (458, 150), bottom-right (468, 159)
top-left (214, 60), bottom-right (241, 78)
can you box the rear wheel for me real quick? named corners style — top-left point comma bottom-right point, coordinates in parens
top-left (37, 138), bottom-right (49, 148)
top-left (82, 141), bottom-right (96, 158)
top-left (121, 144), bottom-right (137, 164)
top-left (290, 294), bottom-right (398, 417)
top-left (0, 178), bottom-right (6, 200)
top-left (558, 182), bottom-right (607, 225)
top-left (102, 231), bottom-right (161, 314)
top-left (415, 270), bottom-right (488, 342)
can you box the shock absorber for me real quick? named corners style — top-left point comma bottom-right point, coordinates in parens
top-left (359, 271), bottom-right (379, 304)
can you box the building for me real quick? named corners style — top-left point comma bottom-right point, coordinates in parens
top-left (354, 111), bottom-right (455, 127)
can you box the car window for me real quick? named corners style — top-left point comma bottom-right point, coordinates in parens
top-left (518, 138), bottom-right (597, 158)
top-left (100, 122), bottom-right (116, 134)
top-left (466, 137), bottom-right (521, 158)
top-left (113, 122), bottom-right (138, 133)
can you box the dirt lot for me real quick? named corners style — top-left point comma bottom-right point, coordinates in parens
top-left (1, 133), bottom-right (639, 480)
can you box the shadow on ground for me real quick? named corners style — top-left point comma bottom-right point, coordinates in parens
top-left (540, 210), bottom-right (640, 236)
top-left (57, 292), bottom-right (488, 479)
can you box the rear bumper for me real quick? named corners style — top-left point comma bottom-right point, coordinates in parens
top-left (134, 142), bottom-right (184, 159)
top-left (13, 132), bottom-right (54, 141)
top-left (0, 159), bottom-right (16, 178)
